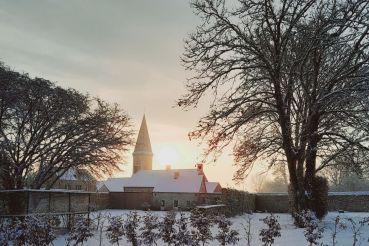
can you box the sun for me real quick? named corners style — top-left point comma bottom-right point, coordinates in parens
top-left (156, 146), bottom-right (179, 167)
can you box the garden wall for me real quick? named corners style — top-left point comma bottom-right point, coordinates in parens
top-left (253, 191), bottom-right (369, 213)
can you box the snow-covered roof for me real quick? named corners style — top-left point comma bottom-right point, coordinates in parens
top-left (58, 168), bottom-right (95, 181)
top-left (101, 169), bottom-right (205, 193)
top-left (205, 182), bottom-right (221, 193)
top-left (101, 177), bottom-right (131, 192)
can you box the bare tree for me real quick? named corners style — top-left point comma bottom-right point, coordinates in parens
top-left (0, 64), bottom-right (134, 189)
top-left (179, 0), bottom-right (369, 216)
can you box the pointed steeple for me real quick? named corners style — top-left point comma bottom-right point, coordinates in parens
top-left (132, 115), bottom-right (153, 174)
top-left (133, 115), bottom-right (153, 154)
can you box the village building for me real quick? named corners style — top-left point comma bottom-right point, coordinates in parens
top-left (52, 168), bottom-right (97, 192)
top-left (98, 115), bottom-right (222, 210)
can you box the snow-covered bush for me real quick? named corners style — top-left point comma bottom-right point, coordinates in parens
top-left (259, 214), bottom-right (281, 246)
top-left (140, 212), bottom-right (160, 246)
top-left (174, 212), bottom-right (196, 246)
top-left (106, 216), bottom-right (125, 246)
top-left (24, 215), bottom-right (56, 246)
top-left (190, 209), bottom-right (213, 246)
top-left (66, 215), bottom-right (94, 246)
top-left (0, 219), bottom-right (11, 246)
top-left (8, 218), bottom-right (27, 246)
top-left (3, 216), bottom-right (55, 246)
top-left (159, 210), bottom-right (177, 245)
top-left (299, 210), bottom-right (324, 246)
top-left (214, 215), bottom-right (239, 245)
top-left (124, 211), bottom-right (141, 246)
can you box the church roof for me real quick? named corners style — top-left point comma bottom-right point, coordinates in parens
top-left (205, 182), bottom-right (222, 193)
top-left (133, 115), bottom-right (153, 155)
top-left (100, 168), bottom-right (207, 193)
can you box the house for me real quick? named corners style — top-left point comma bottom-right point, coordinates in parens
top-left (98, 115), bottom-right (222, 210)
top-left (52, 168), bottom-right (97, 192)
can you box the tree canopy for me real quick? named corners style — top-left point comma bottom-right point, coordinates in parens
top-left (179, 0), bottom-right (369, 215)
top-left (0, 63), bottom-right (133, 189)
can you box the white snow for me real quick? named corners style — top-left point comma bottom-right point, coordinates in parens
top-left (51, 210), bottom-right (369, 246)
top-left (100, 169), bottom-right (207, 193)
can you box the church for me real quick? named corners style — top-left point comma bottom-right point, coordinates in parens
top-left (98, 115), bottom-right (222, 210)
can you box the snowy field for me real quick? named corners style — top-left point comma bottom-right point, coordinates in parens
top-left (52, 209), bottom-right (369, 246)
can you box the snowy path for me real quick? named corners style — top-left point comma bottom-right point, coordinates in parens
top-left (53, 210), bottom-right (369, 245)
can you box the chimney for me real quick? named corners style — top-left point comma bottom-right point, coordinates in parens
top-left (196, 163), bottom-right (204, 175)
top-left (165, 165), bottom-right (171, 171)
top-left (174, 171), bottom-right (180, 179)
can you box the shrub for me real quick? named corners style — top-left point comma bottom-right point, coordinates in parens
top-left (124, 211), bottom-right (140, 246)
top-left (298, 210), bottom-right (324, 246)
top-left (214, 215), bottom-right (239, 245)
top-left (67, 215), bottom-right (93, 246)
top-left (159, 211), bottom-right (177, 245)
top-left (25, 215), bottom-right (56, 246)
top-left (140, 212), bottom-right (160, 246)
top-left (106, 216), bottom-right (125, 246)
top-left (259, 214), bottom-right (281, 246)
top-left (190, 209), bottom-right (213, 246)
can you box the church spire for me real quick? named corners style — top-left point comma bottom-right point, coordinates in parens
top-left (133, 115), bottom-right (153, 174)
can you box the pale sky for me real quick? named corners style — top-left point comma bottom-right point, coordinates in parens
top-left (0, 0), bottom-right (264, 190)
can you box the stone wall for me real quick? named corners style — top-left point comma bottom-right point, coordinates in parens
top-left (0, 190), bottom-right (109, 215)
top-left (254, 193), bottom-right (289, 213)
top-left (109, 192), bottom-right (153, 209)
top-left (328, 193), bottom-right (369, 212)
top-left (253, 192), bottom-right (369, 213)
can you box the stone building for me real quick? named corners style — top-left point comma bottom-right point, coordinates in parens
top-left (98, 115), bottom-right (222, 210)
top-left (52, 168), bottom-right (97, 192)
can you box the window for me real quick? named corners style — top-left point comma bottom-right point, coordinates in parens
top-left (173, 200), bottom-right (179, 208)
top-left (161, 200), bottom-right (165, 207)
top-left (75, 185), bottom-right (82, 190)
top-left (186, 200), bottom-right (191, 207)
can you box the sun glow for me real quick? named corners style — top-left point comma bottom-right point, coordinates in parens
top-left (156, 146), bottom-right (179, 167)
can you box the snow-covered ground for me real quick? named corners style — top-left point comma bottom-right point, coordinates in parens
top-left (53, 210), bottom-right (369, 245)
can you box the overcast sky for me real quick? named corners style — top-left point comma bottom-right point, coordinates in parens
top-left (0, 0), bottom-right (263, 190)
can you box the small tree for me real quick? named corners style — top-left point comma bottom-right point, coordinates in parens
top-left (331, 216), bottom-right (346, 246)
top-left (215, 215), bottom-right (239, 245)
top-left (259, 214), bottom-right (281, 246)
top-left (124, 211), bottom-right (140, 246)
top-left (25, 215), bottom-right (56, 246)
top-left (175, 212), bottom-right (195, 246)
top-left (140, 212), bottom-right (160, 246)
top-left (298, 210), bottom-right (324, 246)
top-left (241, 215), bottom-right (252, 246)
top-left (67, 215), bottom-right (93, 246)
top-left (106, 216), bottom-right (125, 246)
top-left (159, 211), bottom-right (177, 246)
top-left (190, 209), bottom-right (213, 246)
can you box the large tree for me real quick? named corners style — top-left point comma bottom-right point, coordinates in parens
top-left (179, 0), bottom-right (369, 217)
top-left (0, 64), bottom-right (133, 189)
